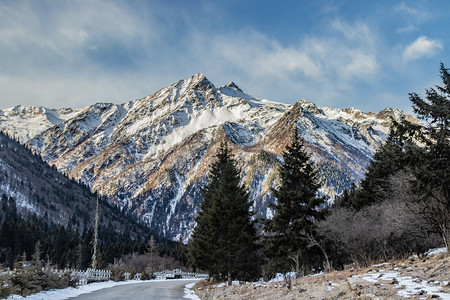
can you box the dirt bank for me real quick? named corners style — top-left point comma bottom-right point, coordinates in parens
top-left (193, 251), bottom-right (449, 299)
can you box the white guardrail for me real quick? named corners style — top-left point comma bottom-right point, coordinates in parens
top-left (1, 267), bottom-right (206, 286)
top-left (153, 269), bottom-right (208, 280)
top-left (69, 268), bottom-right (112, 285)
top-left (41, 268), bottom-right (113, 285)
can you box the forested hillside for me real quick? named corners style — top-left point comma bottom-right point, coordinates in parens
top-left (0, 131), bottom-right (184, 270)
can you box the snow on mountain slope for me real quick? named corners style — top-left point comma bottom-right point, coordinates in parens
top-left (0, 73), bottom-right (414, 241)
top-left (0, 106), bottom-right (81, 143)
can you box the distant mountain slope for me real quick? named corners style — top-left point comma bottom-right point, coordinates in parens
top-left (0, 131), bottom-right (144, 237)
top-left (0, 74), bottom-right (415, 242)
top-left (0, 106), bottom-right (81, 143)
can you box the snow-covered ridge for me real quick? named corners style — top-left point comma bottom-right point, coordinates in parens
top-left (0, 73), bottom-right (415, 241)
top-left (0, 105), bottom-right (81, 143)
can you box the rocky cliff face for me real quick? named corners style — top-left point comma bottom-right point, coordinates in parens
top-left (0, 74), bottom-right (413, 242)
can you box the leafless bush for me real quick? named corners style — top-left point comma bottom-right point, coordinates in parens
top-left (384, 170), bottom-right (447, 254)
top-left (109, 253), bottom-right (181, 280)
top-left (381, 172), bottom-right (433, 256)
top-left (318, 205), bottom-right (390, 267)
top-left (305, 233), bottom-right (332, 272)
top-left (318, 170), bottom-right (442, 268)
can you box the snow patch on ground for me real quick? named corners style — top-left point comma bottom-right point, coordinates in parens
top-left (361, 270), bottom-right (450, 299)
top-left (427, 247), bottom-right (448, 256)
top-left (6, 280), bottom-right (144, 300)
top-left (7, 279), bottom-right (200, 300)
top-left (269, 272), bottom-right (297, 282)
top-left (184, 282), bottom-right (201, 300)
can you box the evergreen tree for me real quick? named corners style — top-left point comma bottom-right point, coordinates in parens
top-left (406, 63), bottom-right (450, 252)
top-left (32, 240), bottom-right (41, 267)
top-left (351, 130), bottom-right (411, 210)
top-left (190, 142), bottom-right (260, 284)
top-left (146, 235), bottom-right (159, 257)
top-left (334, 183), bottom-right (356, 209)
top-left (264, 129), bottom-right (326, 275)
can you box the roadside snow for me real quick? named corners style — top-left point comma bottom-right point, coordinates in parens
top-left (7, 279), bottom-right (199, 300)
top-left (7, 280), bottom-right (145, 300)
top-left (184, 282), bottom-right (201, 300)
top-left (427, 247), bottom-right (448, 256)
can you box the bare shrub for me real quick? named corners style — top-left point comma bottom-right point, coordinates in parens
top-left (109, 253), bottom-right (181, 280)
top-left (383, 170), bottom-right (445, 255)
top-left (318, 205), bottom-right (390, 268)
top-left (318, 171), bottom-right (442, 268)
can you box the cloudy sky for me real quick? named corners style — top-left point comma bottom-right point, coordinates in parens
top-left (1, 0), bottom-right (449, 113)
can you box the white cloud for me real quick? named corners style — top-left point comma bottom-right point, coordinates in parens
top-left (394, 2), bottom-right (430, 21)
top-left (0, 1), bottom-right (382, 111)
top-left (396, 24), bottom-right (417, 34)
top-left (340, 50), bottom-right (378, 79)
top-left (208, 31), bottom-right (323, 81)
top-left (198, 20), bottom-right (379, 102)
top-left (403, 36), bottom-right (443, 61)
top-left (331, 20), bottom-right (374, 48)
top-left (0, 1), bottom-right (159, 69)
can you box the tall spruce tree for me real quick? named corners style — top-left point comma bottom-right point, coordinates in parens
top-left (406, 63), bottom-right (450, 252)
top-left (264, 129), bottom-right (326, 275)
top-left (190, 142), bottom-right (260, 284)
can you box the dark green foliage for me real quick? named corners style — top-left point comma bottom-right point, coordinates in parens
top-left (406, 63), bottom-right (450, 251)
top-left (264, 129), bottom-right (326, 275)
top-left (0, 255), bottom-right (77, 299)
top-left (190, 142), bottom-right (261, 283)
top-left (0, 193), bottom-right (189, 272)
top-left (334, 183), bottom-right (356, 209)
top-left (7, 269), bottom-right (76, 297)
top-left (408, 63), bottom-right (450, 199)
top-left (350, 131), bottom-right (410, 210)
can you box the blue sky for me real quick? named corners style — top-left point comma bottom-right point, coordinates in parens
top-left (1, 0), bottom-right (449, 113)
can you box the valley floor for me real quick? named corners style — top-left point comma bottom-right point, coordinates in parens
top-left (193, 250), bottom-right (449, 299)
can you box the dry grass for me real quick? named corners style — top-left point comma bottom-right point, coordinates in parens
top-left (193, 251), bottom-right (449, 300)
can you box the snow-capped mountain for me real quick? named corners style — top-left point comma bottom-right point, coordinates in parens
top-left (0, 73), bottom-right (414, 242)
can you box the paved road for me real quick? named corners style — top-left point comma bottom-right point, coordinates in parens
top-left (68, 279), bottom-right (199, 300)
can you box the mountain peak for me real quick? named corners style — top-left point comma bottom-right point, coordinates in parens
top-left (184, 73), bottom-right (216, 87)
top-left (182, 73), bottom-right (218, 93)
top-left (218, 81), bottom-right (253, 101)
top-left (224, 81), bottom-right (243, 93)
top-left (191, 73), bottom-right (207, 82)
top-left (298, 99), bottom-right (324, 115)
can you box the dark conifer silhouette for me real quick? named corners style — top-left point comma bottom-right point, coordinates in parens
top-left (190, 142), bottom-right (260, 284)
top-left (264, 128), bottom-right (326, 275)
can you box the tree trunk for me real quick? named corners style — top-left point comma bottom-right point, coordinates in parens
top-left (227, 270), bottom-right (232, 286)
top-left (440, 223), bottom-right (450, 255)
